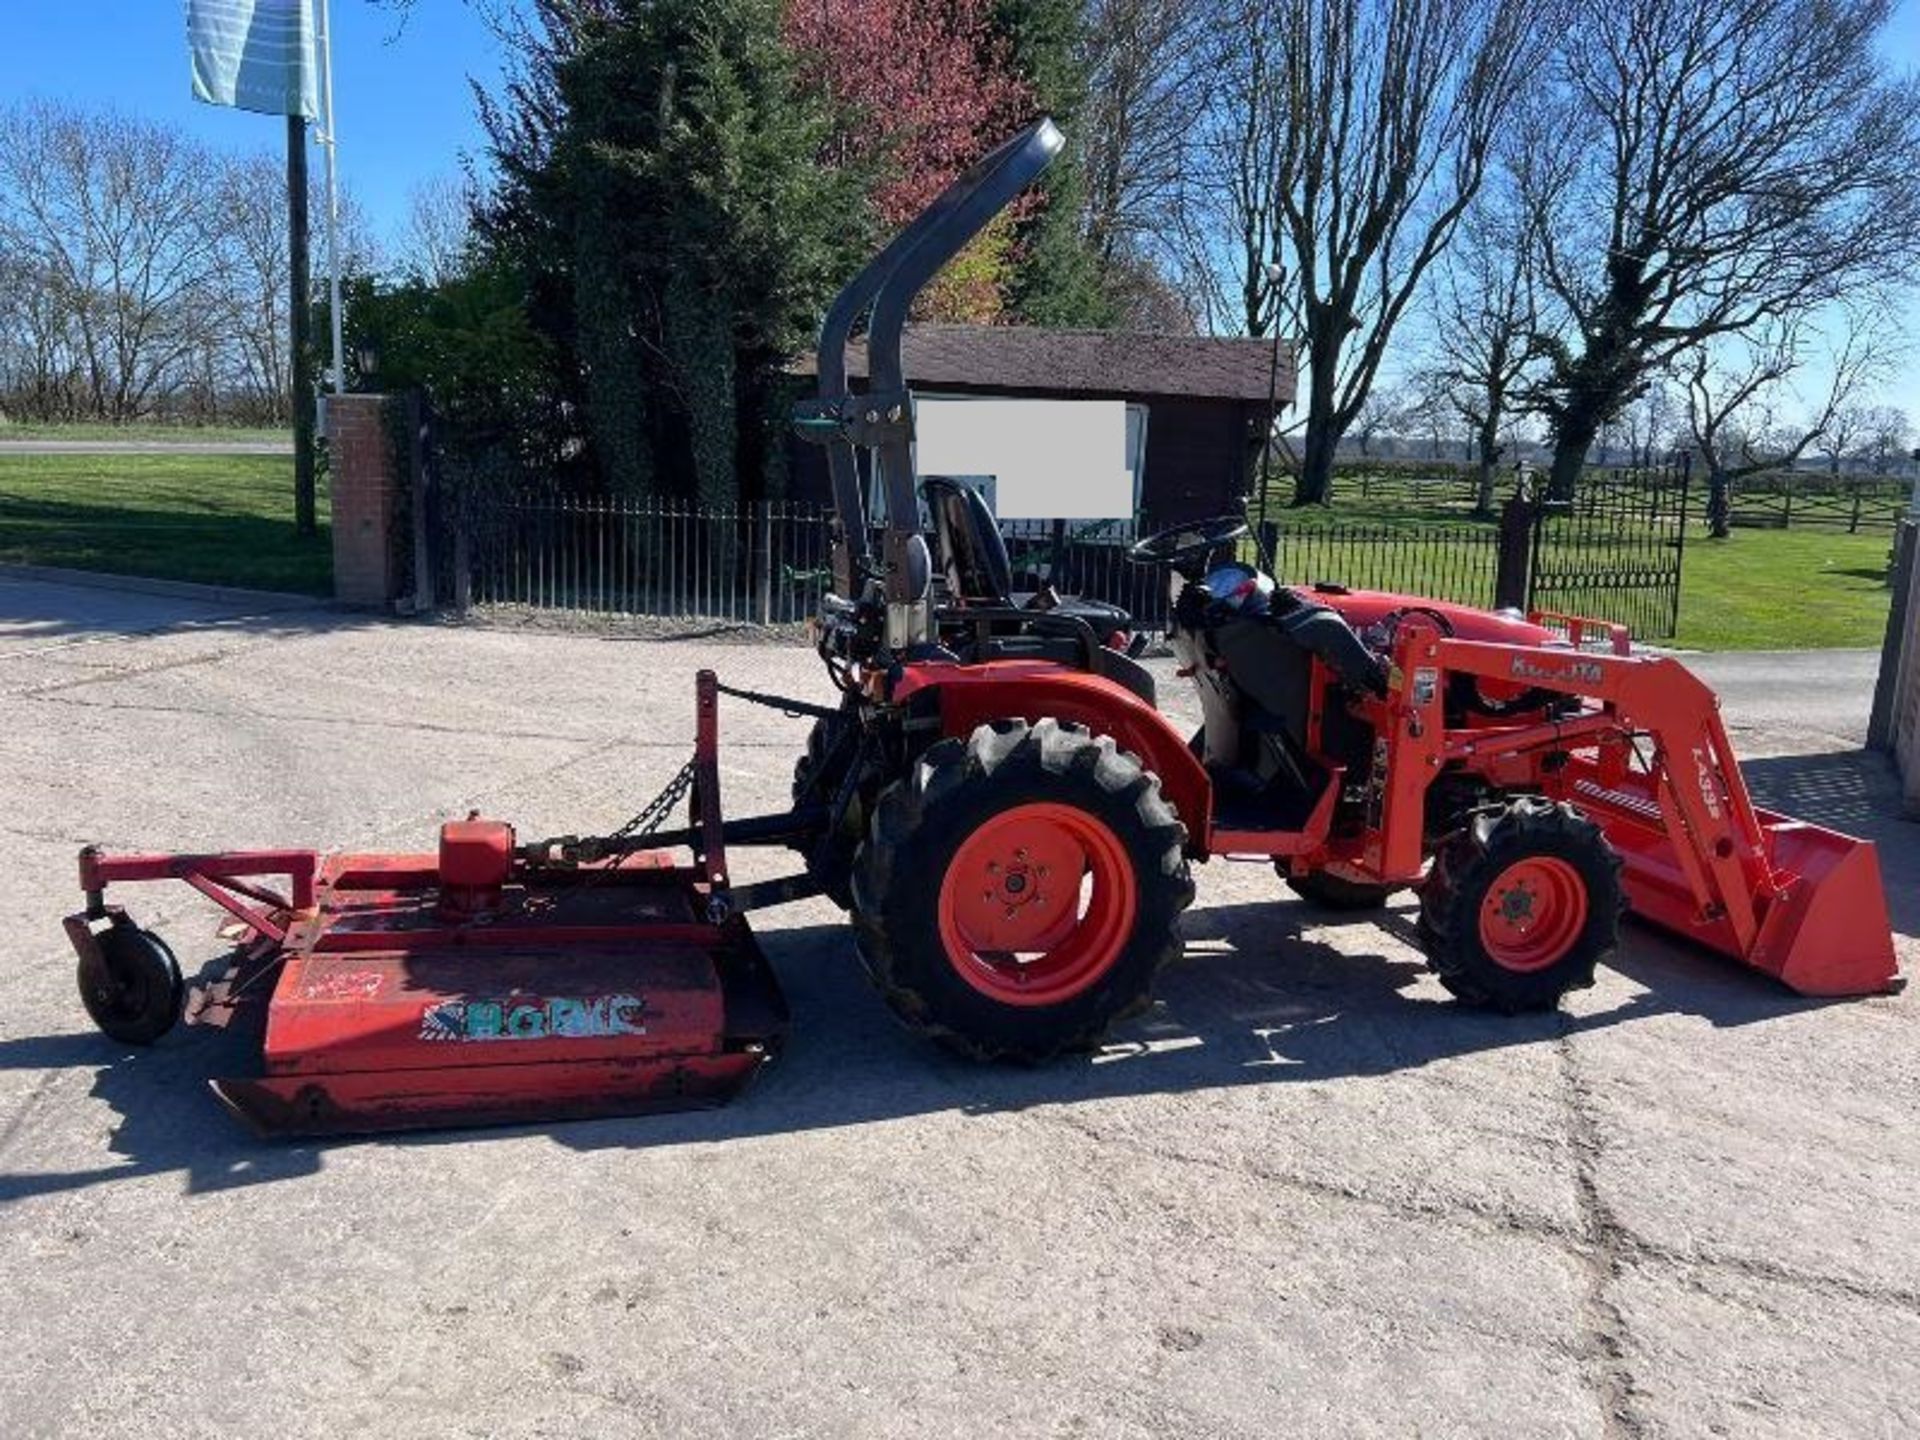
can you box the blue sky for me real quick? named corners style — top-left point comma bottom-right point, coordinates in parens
top-left (0, 1), bottom-right (509, 245)
top-left (0, 0), bottom-right (1914, 418)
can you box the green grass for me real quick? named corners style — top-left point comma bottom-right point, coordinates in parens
top-left (1246, 475), bottom-right (1897, 649)
top-left (0, 420), bottom-right (291, 444)
top-left (0, 453), bottom-right (330, 594)
top-left (1672, 529), bottom-right (1895, 651)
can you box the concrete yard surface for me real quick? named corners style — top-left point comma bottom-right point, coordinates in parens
top-left (0, 575), bottom-right (1915, 1438)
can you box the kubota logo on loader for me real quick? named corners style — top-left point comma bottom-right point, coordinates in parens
top-left (1509, 655), bottom-right (1604, 686)
top-left (418, 994), bottom-right (649, 1043)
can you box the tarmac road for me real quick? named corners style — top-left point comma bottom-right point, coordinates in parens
top-left (0, 574), bottom-right (1913, 1439)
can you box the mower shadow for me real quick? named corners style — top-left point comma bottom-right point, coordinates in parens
top-left (0, 1004), bottom-right (326, 1204)
top-left (0, 895), bottom-right (1856, 1202)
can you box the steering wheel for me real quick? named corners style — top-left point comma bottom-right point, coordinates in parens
top-left (1127, 515), bottom-right (1250, 572)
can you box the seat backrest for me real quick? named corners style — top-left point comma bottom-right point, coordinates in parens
top-left (923, 477), bottom-right (1013, 605)
top-left (1211, 614), bottom-right (1315, 749)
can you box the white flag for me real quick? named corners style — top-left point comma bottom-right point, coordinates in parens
top-left (187, 0), bottom-right (317, 118)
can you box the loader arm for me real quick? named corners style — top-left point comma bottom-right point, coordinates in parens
top-left (1377, 627), bottom-right (1899, 996)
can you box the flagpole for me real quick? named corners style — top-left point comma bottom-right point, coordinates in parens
top-left (288, 115), bottom-right (317, 535)
top-left (315, 0), bottom-right (345, 396)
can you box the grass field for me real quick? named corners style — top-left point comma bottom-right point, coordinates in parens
top-left (0, 420), bottom-right (291, 445)
top-left (1672, 529), bottom-right (1896, 651)
top-left (0, 452), bottom-right (1895, 646)
top-left (1245, 475), bottom-right (1898, 649)
top-left (0, 453), bottom-right (329, 593)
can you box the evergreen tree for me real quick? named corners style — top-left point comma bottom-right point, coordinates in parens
top-left (992, 0), bottom-right (1115, 327)
top-left (481, 0), bottom-right (866, 501)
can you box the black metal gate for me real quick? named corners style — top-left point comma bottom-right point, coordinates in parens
top-left (1527, 456), bottom-right (1691, 640)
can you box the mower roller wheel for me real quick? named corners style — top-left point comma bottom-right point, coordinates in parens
top-left (1282, 869), bottom-right (1402, 911)
top-left (1416, 797), bottom-right (1621, 1013)
top-left (851, 718), bottom-right (1193, 1062)
top-left (77, 922), bottom-right (184, 1045)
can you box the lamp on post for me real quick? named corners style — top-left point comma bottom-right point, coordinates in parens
top-left (354, 338), bottom-right (380, 393)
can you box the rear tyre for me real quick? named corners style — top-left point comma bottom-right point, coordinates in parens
top-left (1416, 798), bottom-right (1621, 1013)
top-left (77, 922), bottom-right (184, 1045)
top-left (851, 719), bottom-right (1193, 1062)
top-left (1283, 869), bottom-right (1401, 911)
top-left (790, 712), bottom-right (864, 909)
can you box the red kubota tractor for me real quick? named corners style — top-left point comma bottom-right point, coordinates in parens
top-left (64, 120), bottom-right (1900, 1134)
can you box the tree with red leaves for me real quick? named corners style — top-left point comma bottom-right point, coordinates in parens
top-left (783, 0), bottom-right (1032, 322)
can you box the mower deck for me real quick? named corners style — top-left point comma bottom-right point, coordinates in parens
top-left (199, 853), bottom-right (786, 1135)
top-left (64, 670), bottom-right (790, 1137)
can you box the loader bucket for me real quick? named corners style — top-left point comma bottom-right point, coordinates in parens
top-left (1575, 782), bottom-right (1900, 998)
top-left (1746, 811), bottom-right (1901, 998)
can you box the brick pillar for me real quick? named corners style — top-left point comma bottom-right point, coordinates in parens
top-left (328, 394), bottom-right (404, 607)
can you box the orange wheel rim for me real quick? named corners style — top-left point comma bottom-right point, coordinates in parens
top-left (1477, 856), bottom-right (1587, 972)
top-left (936, 803), bottom-right (1138, 1007)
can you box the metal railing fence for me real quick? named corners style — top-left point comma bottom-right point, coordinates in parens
top-left (453, 490), bottom-right (1521, 629)
top-left (460, 495), bottom-right (840, 624)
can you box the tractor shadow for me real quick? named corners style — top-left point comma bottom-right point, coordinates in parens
top-left (548, 897), bottom-right (1840, 1158)
top-left (0, 899), bottom-right (1833, 1202)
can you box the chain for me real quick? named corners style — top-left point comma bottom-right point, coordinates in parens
top-left (526, 757), bottom-right (698, 882)
top-left (604, 758), bottom-right (696, 847)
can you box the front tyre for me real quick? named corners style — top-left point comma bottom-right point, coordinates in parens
top-left (851, 719), bottom-right (1193, 1061)
top-left (1416, 798), bottom-right (1622, 1013)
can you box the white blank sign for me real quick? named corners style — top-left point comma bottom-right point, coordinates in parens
top-left (914, 399), bottom-right (1133, 520)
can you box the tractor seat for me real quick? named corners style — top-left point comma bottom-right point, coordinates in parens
top-left (923, 476), bottom-right (1133, 633)
top-left (1010, 588), bottom-right (1132, 637)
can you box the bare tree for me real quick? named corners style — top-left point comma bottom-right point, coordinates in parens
top-left (1350, 383), bottom-right (1408, 458)
top-left (1520, 0), bottom-right (1920, 499)
top-left (1402, 367), bottom-right (1462, 461)
top-left (1079, 0), bottom-right (1208, 280)
top-left (0, 101), bottom-right (224, 421)
top-left (210, 153), bottom-right (294, 423)
top-left (1596, 381), bottom-right (1681, 469)
top-left (401, 171), bottom-right (477, 284)
top-left (1684, 318), bottom-right (1879, 536)
top-left (1099, 253), bottom-right (1200, 332)
top-left (1431, 195), bottom-right (1537, 511)
top-left (1165, 7), bottom-right (1287, 340)
top-left (1180, 0), bottom-right (1538, 505)
top-left (1855, 405), bottom-right (1912, 473)
top-left (1815, 404), bottom-right (1875, 476)
top-left (0, 243), bottom-right (83, 419)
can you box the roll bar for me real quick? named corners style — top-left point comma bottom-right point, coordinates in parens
top-left (797, 118), bottom-right (1065, 600)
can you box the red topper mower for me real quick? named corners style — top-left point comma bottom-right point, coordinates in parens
top-left (64, 120), bottom-right (1901, 1135)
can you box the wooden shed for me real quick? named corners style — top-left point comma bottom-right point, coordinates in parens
top-left (788, 323), bottom-right (1295, 527)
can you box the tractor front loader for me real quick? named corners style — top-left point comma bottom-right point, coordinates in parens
top-left (63, 120), bottom-right (1900, 1135)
